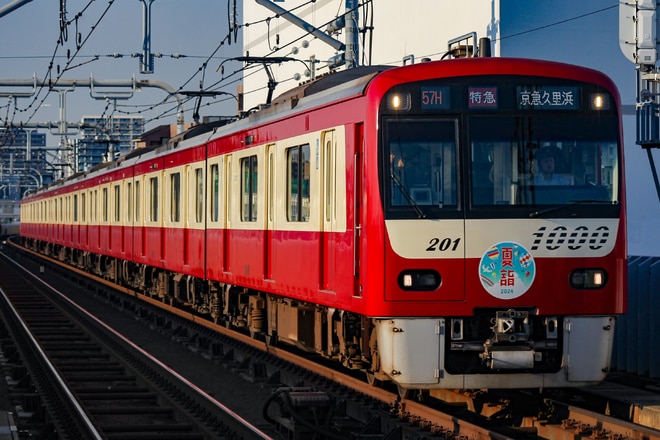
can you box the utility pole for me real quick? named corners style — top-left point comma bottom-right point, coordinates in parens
top-left (139, 0), bottom-right (155, 74)
top-left (619, 0), bottom-right (660, 203)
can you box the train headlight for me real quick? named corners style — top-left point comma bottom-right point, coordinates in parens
top-left (569, 268), bottom-right (607, 289)
top-left (386, 92), bottom-right (411, 111)
top-left (398, 270), bottom-right (441, 291)
top-left (590, 93), bottom-right (610, 110)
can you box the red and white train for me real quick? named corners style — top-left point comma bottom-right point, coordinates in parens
top-left (20, 56), bottom-right (627, 391)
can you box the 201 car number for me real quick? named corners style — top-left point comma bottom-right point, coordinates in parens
top-left (426, 237), bottom-right (461, 252)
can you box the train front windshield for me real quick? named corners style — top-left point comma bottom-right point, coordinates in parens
top-left (380, 77), bottom-right (621, 219)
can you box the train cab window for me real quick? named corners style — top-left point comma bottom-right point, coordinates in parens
top-left (383, 119), bottom-right (458, 218)
top-left (240, 155), bottom-right (258, 222)
top-left (149, 176), bottom-right (159, 222)
top-left (287, 144), bottom-right (310, 222)
top-left (170, 172), bottom-right (181, 222)
top-left (469, 115), bottom-right (619, 209)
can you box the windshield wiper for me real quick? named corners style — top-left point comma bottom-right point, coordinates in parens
top-left (529, 199), bottom-right (613, 218)
top-left (390, 170), bottom-right (426, 218)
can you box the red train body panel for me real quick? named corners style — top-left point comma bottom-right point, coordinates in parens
top-left (20, 57), bottom-right (627, 390)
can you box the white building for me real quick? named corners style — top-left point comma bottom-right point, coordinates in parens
top-left (241, 1), bottom-right (497, 109)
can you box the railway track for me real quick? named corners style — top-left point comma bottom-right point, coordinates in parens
top-left (3, 239), bottom-right (660, 440)
top-left (0, 245), bottom-right (273, 439)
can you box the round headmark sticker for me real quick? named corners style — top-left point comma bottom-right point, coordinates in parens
top-left (479, 242), bottom-right (536, 300)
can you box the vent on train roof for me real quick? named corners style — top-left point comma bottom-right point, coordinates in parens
top-left (269, 65), bottom-right (393, 108)
top-left (303, 65), bottom-right (392, 96)
top-left (167, 117), bottom-right (237, 148)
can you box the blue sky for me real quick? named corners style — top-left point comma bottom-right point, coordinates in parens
top-left (0, 1), bottom-right (242, 132)
top-left (500, 2), bottom-right (634, 99)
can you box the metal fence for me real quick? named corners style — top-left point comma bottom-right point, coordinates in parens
top-left (612, 256), bottom-right (660, 378)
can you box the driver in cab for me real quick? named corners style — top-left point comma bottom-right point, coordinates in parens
top-left (533, 146), bottom-right (572, 186)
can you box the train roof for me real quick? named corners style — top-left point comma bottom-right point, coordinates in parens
top-left (166, 65), bottom-right (394, 150)
top-left (22, 66), bottom-right (392, 200)
top-left (270, 64), bottom-right (393, 107)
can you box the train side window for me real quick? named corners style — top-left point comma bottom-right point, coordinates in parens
top-left (93, 190), bottom-right (98, 222)
top-left (210, 163), bottom-right (219, 223)
top-left (170, 172), bottom-right (181, 222)
top-left (135, 180), bottom-right (141, 223)
top-left (81, 193), bottom-right (86, 222)
top-left (267, 146), bottom-right (275, 224)
top-left (102, 188), bottom-right (108, 222)
top-left (89, 191), bottom-right (93, 222)
top-left (286, 144), bottom-right (310, 222)
top-left (240, 155), bottom-right (258, 222)
top-left (194, 168), bottom-right (203, 223)
top-left (73, 194), bottom-right (78, 222)
top-left (149, 176), bottom-right (159, 222)
top-left (126, 182), bottom-right (132, 223)
top-left (324, 135), bottom-right (335, 223)
top-left (114, 184), bottom-right (121, 222)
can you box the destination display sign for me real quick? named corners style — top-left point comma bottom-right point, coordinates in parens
top-left (517, 86), bottom-right (579, 110)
